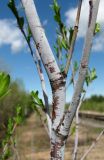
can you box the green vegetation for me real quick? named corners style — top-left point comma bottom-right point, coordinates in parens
top-left (0, 72), bottom-right (10, 99)
top-left (0, 72), bottom-right (35, 159)
top-left (0, 106), bottom-right (23, 160)
top-left (81, 95), bottom-right (104, 112)
top-left (0, 80), bottom-right (33, 127)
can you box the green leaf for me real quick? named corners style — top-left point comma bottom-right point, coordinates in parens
top-left (85, 68), bottom-right (97, 86)
top-left (27, 25), bottom-right (32, 43)
top-left (0, 72), bottom-right (10, 98)
top-left (90, 68), bottom-right (97, 81)
top-left (14, 105), bottom-right (23, 125)
top-left (19, 17), bottom-right (24, 29)
top-left (56, 36), bottom-right (62, 50)
top-left (69, 27), bottom-right (74, 45)
top-left (61, 38), bottom-right (67, 50)
top-left (7, 118), bottom-right (14, 135)
top-left (8, 0), bottom-right (18, 18)
top-left (8, 0), bottom-right (24, 30)
top-left (31, 91), bottom-right (44, 109)
top-left (94, 23), bottom-right (100, 34)
top-left (16, 106), bottom-right (22, 115)
top-left (85, 72), bottom-right (91, 86)
top-left (14, 116), bottom-right (22, 125)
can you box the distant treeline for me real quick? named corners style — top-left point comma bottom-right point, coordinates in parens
top-left (0, 80), bottom-right (33, 130)
top-left (81, 95), bottom-right (104, 112)
top-left (65, 95), bottom-right (104, 113)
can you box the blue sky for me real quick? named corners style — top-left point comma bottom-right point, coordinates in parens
top-left (0, 0), bottom-right (104, 102)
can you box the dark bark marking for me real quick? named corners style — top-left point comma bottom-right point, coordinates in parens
top-left (49, 67), bottom-right (55, 73)
top-left (45, 60), bottom-right (55, 67)
top-left (88, 0), bottom-right (93, 27)
top-left (52, 96), bottom-right (59, 121)
top-left (36, 42), bottom-right (40, 50)
top-left (51, 140), bottom-right (65, 159)
top-left (38, 60), bottom-right (42, 73)
top-left (50, 76), bottom-right (66, 92)
top-left (81, 60), bottom-right (88, 68)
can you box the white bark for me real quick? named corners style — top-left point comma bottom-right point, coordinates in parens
top-left (50, 130), bottom-right (66, 160)
top-left (73, 92), bottom-right (86, 160)
top-left (20, 0), bottom-right (100, 160)
top-left (21, 0), bottom-right (66, 132)
top-left (21, 0), bottom-right (60, 81)
top-left (57, 0), bottom-right (100, 137)
top-left (72, 102), bottom-right (80, 160)
top-left (33, 49), bottom-right (51, 136)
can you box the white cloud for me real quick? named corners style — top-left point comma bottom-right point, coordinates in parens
top-left (0, 19), bottom-right (26, 53)
top-left (42, 19), bottom-right (48, 27)
top-left (65, 0), bottom-right (104, 52)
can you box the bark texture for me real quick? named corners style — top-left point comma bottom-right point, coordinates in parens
top-left (57, 0), bottom-right (100, 138)
top-left (21, 0), bottom-right (100, 159)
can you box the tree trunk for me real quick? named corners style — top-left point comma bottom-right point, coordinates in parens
top-left (51, 79), bottom-right (66, 160)
top-left (50, 130), bottom-right (66, 160)
top-left (21, 0), bottom-right (100, 159)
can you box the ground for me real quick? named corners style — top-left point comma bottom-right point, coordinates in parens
top-left (12, 113), bottom-right (104, 160)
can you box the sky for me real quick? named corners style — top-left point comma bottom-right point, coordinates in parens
top-left (0, 0), bottom-right (104, 103)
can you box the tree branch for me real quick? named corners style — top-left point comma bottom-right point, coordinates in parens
top-left (80, 128), bottom-right (104, 160)
top-left (21, 0), bottom-right (66, 132)
top-left (73, 91), bottom-right (86, 160)
top-left (34, 48), bottom-right (51, 136)
top-left (21, 0), bottom-right (61, 81)
top-left (56, 0), bottom-right (100, 137)
top-left (64, 0), bottom-right (82, 76)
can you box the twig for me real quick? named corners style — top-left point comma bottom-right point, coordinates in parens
top-left (70, 61), bottom-right (86, 160)
top-left (11, 137), bottom-right (20, 160)
top-left (80, 128), bottom-right (104, 160)
top-left (73, 92), bottom-right (86, 160)
top-left (64, 0), bottom-right (82, 76)
top-left (33, 48), bottom-right (51, 136)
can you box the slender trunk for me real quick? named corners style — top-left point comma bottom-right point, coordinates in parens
top-left (21, 0), bottom-right (66, 130)
top-left (51, 82), bottom-right (66, 160)
top-left (50, 130), bottom-right (66, 160)
top-left (72, 106), bottom-right (79, 160)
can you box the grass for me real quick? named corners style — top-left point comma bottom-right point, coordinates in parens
top-left (81, 101), bottom-right (104, 113)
